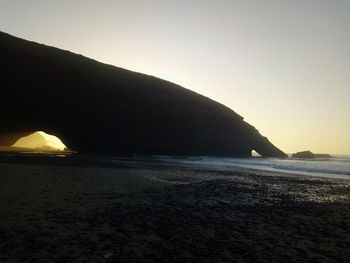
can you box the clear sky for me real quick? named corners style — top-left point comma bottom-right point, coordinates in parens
top-left (1, 0), bottom-right (349, 154)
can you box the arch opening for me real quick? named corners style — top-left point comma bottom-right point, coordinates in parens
top-left (11, 131), bottom-right (69, 152)
top-left (252, 150), bottom-right (262, 157)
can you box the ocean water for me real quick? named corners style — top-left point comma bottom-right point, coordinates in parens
top-left (1, 150), bottom-right (349, 180)
top-left (155, 155), bottom-right (350, 180)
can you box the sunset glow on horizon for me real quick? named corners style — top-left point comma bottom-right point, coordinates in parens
top-left (1, 0), bottom-right (349, 154)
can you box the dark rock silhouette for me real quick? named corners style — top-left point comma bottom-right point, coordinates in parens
top-left (292, 151), bottom-right (332, 159)
top-left (292, 151), bottom-right (315, 158)
top-left (0, 31), bottom-right (287, 157)
top-left (314, 153), bottom-right (332, 158)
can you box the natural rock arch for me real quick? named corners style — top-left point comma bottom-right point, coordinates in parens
top-left (0, 31), bottom-right (287, 158)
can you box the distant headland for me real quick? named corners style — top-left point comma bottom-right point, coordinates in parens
top-left (292, 151), bottom-right (332, 159)
top-left (0, 31), bottom-right (287, 158)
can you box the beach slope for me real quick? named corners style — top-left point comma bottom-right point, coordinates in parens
top-left (0, 157), bottom-right (349, 262)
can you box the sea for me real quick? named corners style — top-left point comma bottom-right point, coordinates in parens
top-left (1, 151), bottom-right (350, 180)
top-left (153, 155), bottom-right (350, 180)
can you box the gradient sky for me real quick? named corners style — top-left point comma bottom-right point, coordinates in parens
top-left (1, 0), bottom-right (349, 154)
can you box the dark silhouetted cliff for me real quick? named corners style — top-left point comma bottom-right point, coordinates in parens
top-left (0, 31), bottom-right (287, 157)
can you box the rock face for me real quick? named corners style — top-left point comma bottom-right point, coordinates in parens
top-left (0, 31), bottom-right (287, 157)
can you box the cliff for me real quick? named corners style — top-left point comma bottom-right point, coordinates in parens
top-left (0, 31), bottom-right (287, 157)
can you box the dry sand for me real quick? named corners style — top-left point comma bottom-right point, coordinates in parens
top-left (0, 156), bottom-right (349, 262)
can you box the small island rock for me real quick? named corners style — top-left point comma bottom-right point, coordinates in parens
top-left (292, 151), bottom-right (332, 159)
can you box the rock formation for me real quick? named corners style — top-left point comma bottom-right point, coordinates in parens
top-left (292, 151), bottom-right (315, 158)
top-left (292, 151), bottom-right (332, 159)
top-left (0, 31), bottom-right (287, 157)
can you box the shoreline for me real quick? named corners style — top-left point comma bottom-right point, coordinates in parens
top-left (1, 153), bottom-right (349, 181)
top-left (0, 157), bottom-right (349, 262)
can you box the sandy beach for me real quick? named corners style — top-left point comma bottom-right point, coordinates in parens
top-left (0, 155), bottom-right (349, 262)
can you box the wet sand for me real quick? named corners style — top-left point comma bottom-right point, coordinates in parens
top-left (0, 156), bottom-right (349, 262)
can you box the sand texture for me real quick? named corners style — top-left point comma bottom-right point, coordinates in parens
top-left (0, 157), bottom-right (349, 262)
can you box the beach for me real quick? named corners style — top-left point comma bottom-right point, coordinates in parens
top-left (0, 156), bottom-right (349, 262)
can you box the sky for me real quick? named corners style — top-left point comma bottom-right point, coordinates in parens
top-left (1, 0), bottom-right (349, 154)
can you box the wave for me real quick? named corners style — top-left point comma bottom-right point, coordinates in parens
top-left (156, 155), bottom-right (350, 180)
